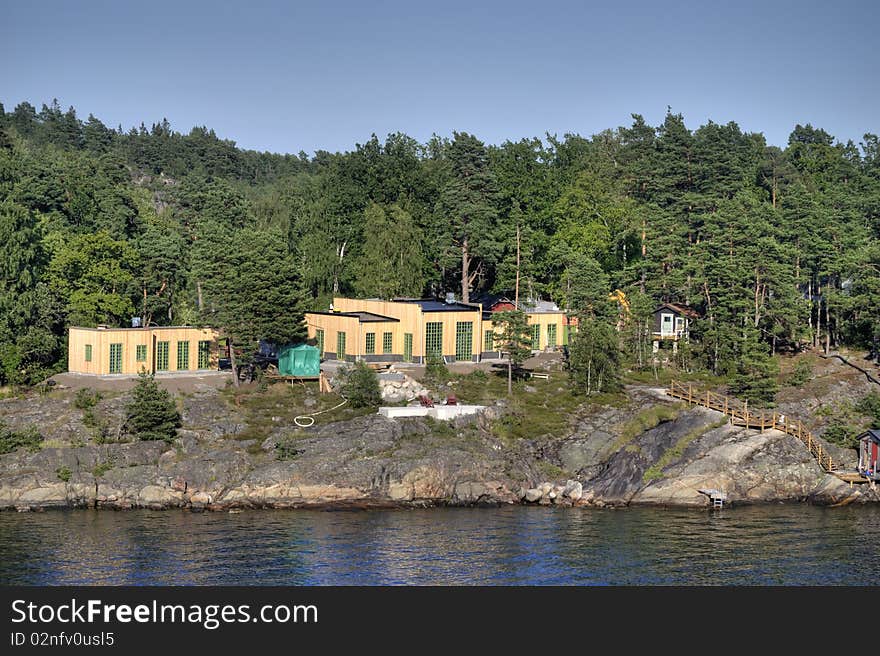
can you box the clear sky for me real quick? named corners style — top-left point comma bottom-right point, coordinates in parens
top-left (2, 0), bottom-right (877, 154)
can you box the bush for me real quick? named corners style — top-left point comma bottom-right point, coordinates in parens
top-left (125, 371), bottom-right (181, 442)
top-left (0, 421), bottom-right (42, 454)
top-left (787, 359), bottom-right (813, 387)
top-left (340, 361), bottom-right (382, 408)
top-left (56, 466), bottom-right (72, 482)
top-left (856, 391), bottom-right (880, 427)
top-left (74, 388), bottom-right (101, 410)
top-left (425, 356), bottom-right (449, 383)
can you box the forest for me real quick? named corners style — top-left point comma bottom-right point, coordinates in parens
top-left (0, 99), bottom-right (878, 401)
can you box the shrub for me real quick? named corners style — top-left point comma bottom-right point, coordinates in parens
top-left (856, 391), bottom-right (880, 427)
top-left (56, 466), bottom-right (72, 482)
top-left (787, 359), bottom-right (813, 387)
top-left (340, 361), bottom-right (382, 408)
top-left (425, 356), bottom-right (449, 383)
top-left (74, 388), bottom-right (101, 410)
top-left (125, 371), bottom-right (181, 443)
top-left (0, 421), bottom-right (42, 454)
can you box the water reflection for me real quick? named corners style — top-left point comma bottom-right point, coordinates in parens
top-left (1, 505), bottom-right (879, 585)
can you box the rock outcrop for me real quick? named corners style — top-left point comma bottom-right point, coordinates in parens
top-left (2, 380), bottom-right (877, 511)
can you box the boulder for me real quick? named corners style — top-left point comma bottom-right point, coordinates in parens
top-left (524, 488), bottom-right (543, 502)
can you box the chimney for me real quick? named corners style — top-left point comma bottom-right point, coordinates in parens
top-left (445, 292), bottom-right (455, 305)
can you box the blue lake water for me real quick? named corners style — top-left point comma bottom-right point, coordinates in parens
top-left (1, 505), bottom-right (879, 585)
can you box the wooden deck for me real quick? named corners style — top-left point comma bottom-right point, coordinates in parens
top-left (666, 381), bottom-right (868, 484)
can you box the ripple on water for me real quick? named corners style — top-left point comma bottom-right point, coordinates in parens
top-left (1, 505), bottom-right (880, 585)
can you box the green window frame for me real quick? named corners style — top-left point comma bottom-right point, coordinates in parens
top-left (403, 333), bottom-right (413, 362)
top-left (136, 344), bottom-right (147, 362)
top-left (484, 330), bottom-right (494, 353)
top-left (337, 332), bottom-right (346, 359)
top-left (84, 344), bottom-right (92, 362)
top-left (316, 329), bottom-right (325, 356)
top-left (156, 341), bottom-right (169, 371)
top-left (365, 332), bottom-right (376, 354)
top-left (382, 332), bottom-right (392, 354)
top-left (455, 321), bottom-right (473, 361)
top-left (425, 322), bottom-right (443, 361)
top-left (177, 341), bottom-right (189, 370)
top-left (109, 343), bottom-right (122, 374)
top-left (547, 324), bottom-right (557, 348)
top-left (198, 340), bottom-right (211, 369)
top-left (531, 324), bottom-right (540, 350)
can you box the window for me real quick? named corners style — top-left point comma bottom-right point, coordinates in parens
top-left (136, 344), bottom-right (147, 362)
top-left (198, 340), bottom-right (211, 369)
top-left (316, 329), bottom-right (325, 356)
top-left (403, 333), bottom-right (413, 362)
top-left (547, 324), bottom-right (557, 348)
top-left (156, 341), bottom-right (169, 371)
top-left (382, 332), bottom-right (392, 354)
top-left (425, 322), bottom-right (443, 360)
top-left (531, 324), bottom-right (540, 349)
top-left (365, 332), bottom-right (375, 354)
top-left (109, 343), bottom-right (122, 374)
top-left (84, 344), bottom-right (92, 362)
top-left (337, 332), bottom-right (346, 359)
top-left (455, 321), bottom-right (473, 361)
top-left (675, 317), bottom-right (685, 332)
top-left (484, 330), bottom-right (494, 352)
top-left (177, 341), bottom-right (189, 370)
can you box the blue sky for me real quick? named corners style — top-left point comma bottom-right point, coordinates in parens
top-left (2, 0), bottom-right (877, 154)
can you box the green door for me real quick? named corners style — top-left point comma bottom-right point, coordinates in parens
top-left (425, 322), bottom-right (443, 361)
top-left (403, 333), bottom-right (413, 362)
top-left (109, 343), bottom-right (123, 374)
top-left (455, 321), bottom-right (473, 361)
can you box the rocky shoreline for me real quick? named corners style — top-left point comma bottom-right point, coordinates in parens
top-left (2, 366), bottom-right (879, 512)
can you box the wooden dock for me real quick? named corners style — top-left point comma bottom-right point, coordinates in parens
top-left (666, 380), bottom-right (867, 484)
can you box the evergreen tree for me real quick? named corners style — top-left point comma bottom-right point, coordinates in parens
top-left (125, 371), bottom-right (181, 442)
top-left (438, 132), bottom-right (499, 303)
top-left (340, 361), bottom-right (382, 408)
top-left (492, 310), bottom-right (533, 394)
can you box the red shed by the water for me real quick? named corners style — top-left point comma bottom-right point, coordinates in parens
top-left (858, 429), bottom-right (880, 480)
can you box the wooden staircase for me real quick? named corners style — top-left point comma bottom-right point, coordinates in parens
top-left (666, 380), bottom-right (865, 482)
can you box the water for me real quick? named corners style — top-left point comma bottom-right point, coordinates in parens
top-left (1, 505), bottom-right (879, 585)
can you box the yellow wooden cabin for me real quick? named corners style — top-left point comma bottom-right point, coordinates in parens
top-left (306, 297), bottom-right (568, 363)
top-left (68, 326), bottom-right (220, 375)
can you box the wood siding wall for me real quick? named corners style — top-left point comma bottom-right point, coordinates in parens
top-left (68, 327), bottom-right (219, 375)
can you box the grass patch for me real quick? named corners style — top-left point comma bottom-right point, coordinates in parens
top-left (612, 403), bottom-right (685, 453)
top-left (642, 417), bottom-right (729, 483)
top-left (624, 368), bottom-right (727, 387)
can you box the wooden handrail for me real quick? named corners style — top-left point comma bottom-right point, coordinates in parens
top-left (667, 380), bottom-right (835, 473)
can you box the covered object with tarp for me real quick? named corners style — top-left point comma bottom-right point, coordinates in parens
top-left (277, 343), bottom-right (320, 377)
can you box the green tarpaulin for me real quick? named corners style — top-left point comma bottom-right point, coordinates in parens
top-left (277, 343), bottom-right (320, 377)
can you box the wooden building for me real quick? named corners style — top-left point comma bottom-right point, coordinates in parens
top-left (858, 429), bottom-right (880, 481)
top-left (68, 326), bottom-right (220, 375)
top-left (653, 303), bottom-right (698, 343)
top-left (306, 296), bottom-right (568, 363)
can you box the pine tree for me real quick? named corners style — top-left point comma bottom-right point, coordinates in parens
top-left (126, 371), bottom-right (181, 442)
top-left (492, 310), bottom-right (533, 395)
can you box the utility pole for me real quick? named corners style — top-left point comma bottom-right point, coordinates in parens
top-left (514, 223), bottom-right (521, 310)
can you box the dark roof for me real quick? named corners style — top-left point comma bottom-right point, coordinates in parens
top-left (655, 303), bottom-right (700, 319)
top-left (306, 311), bottom-right (399, 323)
top-left (394, 298), bottom-right (481, 313)
top-left (858, 429), bottom-right (880, 443)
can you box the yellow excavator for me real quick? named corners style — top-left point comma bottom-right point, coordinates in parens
top-left (608, 289), bottom-right (630, 329)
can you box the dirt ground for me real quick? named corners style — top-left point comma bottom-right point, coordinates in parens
top-left (49, 371), bottom-right (233, 394)
top-left (46, 352), bottom-right (566, 395)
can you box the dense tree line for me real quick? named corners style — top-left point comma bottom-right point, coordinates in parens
top-left (0, 99), bottom-right (877, 392)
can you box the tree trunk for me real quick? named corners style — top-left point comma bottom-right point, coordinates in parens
top-left (824, 293), bottom-right (831, 354)
top-left (514, 224), bottom-right (520, 310)
top-left (196, 281), bottom-right (204, 312)
top-left (507, 357), bottom-right (513, 396)
top-left (228, 337), bottom-right (240, 388)
top-left (461, 237), bottom-right (470, 304)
